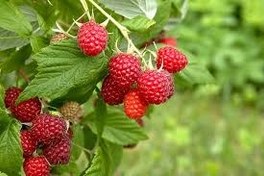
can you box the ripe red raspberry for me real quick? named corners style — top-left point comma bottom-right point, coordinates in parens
top-left (4, 87), bottom-right (22, 108)
top-left (108, 53), bottom-right (141, 88)
top-left (77, 20), bottom-right (108, 56)
top-left (137, 70), bottom-right (172, 104)
top-left (20, 130), bottom-right (38, 157)
top-left (124, 89), bottom-right (148, 119)
top-left (157, 46), bottom-right (188, 73)
top-left (31, 114), bottom-right (67, 144)
top-left (43, 136), bottom-right (71, 165)
top-left (23, 156), bottom-right (50, 176)
top-left (11, 97), bottom-right (41, 122)
top-left (158, 37), bottom-right (177, 47)
top-left (101, 75), bottom-right (128, 105)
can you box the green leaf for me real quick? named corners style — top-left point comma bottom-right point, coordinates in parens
top-left (133, 0), bottom-right (172, 44)
top-left (0, 0), bottom-right (32, 36)
top-left (18, 39), bottom-right (107, 103)
top-left (84, 147), bottom-right (109, 176)
top-left (171, 0), bottom-right (189, 20)
top-left (176, 50), bottom-right (214, 84)
top-left (19, 5), bottom-right (38, 22)
top-left (30, 35), bottom-right (49, 53)
top-left (122, 16), bottom-right (156, 32)
top-left (0, 44), bottom-right (32, 73)
top-left (100, 0), bottom-right (158, 19)
top-left (84, 141), bottom-right (122, 176)
top-left (71, 125), bottom-right (85, 160)
top-left (89, 109), bottom-right (148, 145)
top-left (94, 98), bottom-right (107, 138)
top-left (83, 126), bottom-right (97, 151)
top-left (0, 172), bottom-right (8, 176)
top-left (0, 85), bottom-right (23, 176)
top-left (0, 27), bottom-right (29, 51)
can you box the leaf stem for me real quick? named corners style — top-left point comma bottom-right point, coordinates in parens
top-left (80, 0), bottom-right (91, 19)
top-left (66, 11), bottom-right (88, 33)
top-left (72, 142), bottom-right (93, 156)
top-left (19, 69), bottom-right (30, 83)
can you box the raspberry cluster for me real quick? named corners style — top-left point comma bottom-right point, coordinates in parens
top-left (4, 87), bottom-right (73, 176)
top-left (101, 46), bottom-right (188, 121)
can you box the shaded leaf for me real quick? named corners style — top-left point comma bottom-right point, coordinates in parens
top-left (0, 0), bottom-right (32, 36)
top-left (122, 16), bottom-right (156, 32)
top-left (0, 27), bottom-right (29, 51)
top-left (0, 44), bottom-right (32, 73)
top-left (101, 0), bottom-right (158, 19)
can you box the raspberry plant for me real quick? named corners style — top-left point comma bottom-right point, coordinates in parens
top-left (0, 0), bottom-right (213, 175)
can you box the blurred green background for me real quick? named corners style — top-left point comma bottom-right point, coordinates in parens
top-left (118, 0), bottom-right (264, 175)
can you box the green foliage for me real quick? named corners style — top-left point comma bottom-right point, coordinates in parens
top-left (0, 0), bottom-right (32, 36)
top-left (173, 0), bottom-right (264, 98)
top-left (119, 94), bottom-right (264, 176)
top-left (0, 0), bottom-right (215, 175)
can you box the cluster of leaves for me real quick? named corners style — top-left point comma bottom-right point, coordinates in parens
top-left (0, 0), bottom-right (212, 175)
top-left (171, 0), bottom-right (264, 104)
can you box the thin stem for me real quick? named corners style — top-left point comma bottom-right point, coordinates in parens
top-left (19, 69), bottom-right (29, 83)
top-left (66, 12), bottom-right (88, 33)
top-left (80, 0), bottom-right (91, 19)
top-left (88, 0), bottom-right (143, 58)
top-left (55, 22), bottom-right (76, 38)
top-left (72, 142), bottom-right (93, 156)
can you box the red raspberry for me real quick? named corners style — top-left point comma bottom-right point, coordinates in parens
top-left (11, 97), bottom-right (41, 122)
top-left (31, 114), bottom-right (67, 144)
top-left (43, 136), bottom-right (71, 165)
top-left (124, 89), bottom-right (148, 119)
top-left (23, 156), bottom-right (50, 176)
top-left (4, 87), bottom-right (22, 108)
top-left (77, 20), bottom-right (108, 56)
top-left (157, 46), bottom-right (188, 73)
top-left (20, 130), bottom-right (38, 157)
top-left (158, 37), bottom-right (177, 47)
top-left (137, 70), bottom-right (172, 104)
top-left (101, 75), bottom-right (128, 105)
top-left (108, 53), bottom-right (141, 88)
